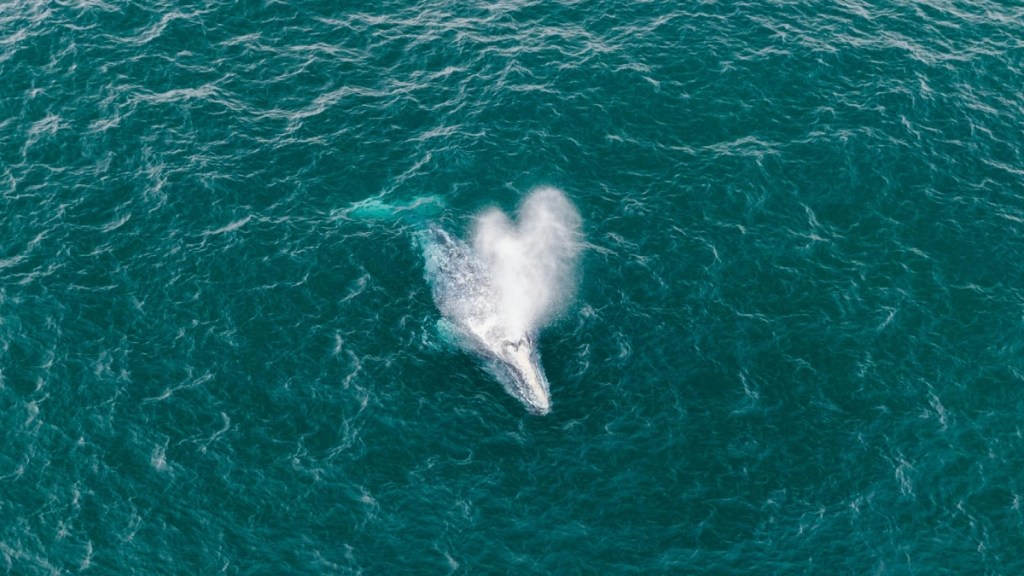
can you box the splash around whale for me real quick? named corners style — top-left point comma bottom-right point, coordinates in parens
top-left (350, 186), bottom-right (583, 414)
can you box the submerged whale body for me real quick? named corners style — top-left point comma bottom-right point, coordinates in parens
top-left (420, 227), bottom-right (552, 414)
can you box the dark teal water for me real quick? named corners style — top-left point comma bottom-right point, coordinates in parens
top-left (3, 1), bottom-right (1024, 573)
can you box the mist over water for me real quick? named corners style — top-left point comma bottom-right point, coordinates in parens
top-left (472, 187), bottom-right (583, 337)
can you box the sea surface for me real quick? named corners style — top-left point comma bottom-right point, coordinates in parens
top-left (2, 1), bottom-right (1024, 573)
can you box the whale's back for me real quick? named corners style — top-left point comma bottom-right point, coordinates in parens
top-left (419, 228), bottom-right (499, 341)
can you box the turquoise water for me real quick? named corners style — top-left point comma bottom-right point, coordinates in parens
top-left (3, 1), bottom-right (1024, 573)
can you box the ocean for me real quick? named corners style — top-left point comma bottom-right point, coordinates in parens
top-left (2, 0), bottom-right (1023, 573)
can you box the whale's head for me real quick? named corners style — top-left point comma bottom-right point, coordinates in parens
top-left (491, 335), bottom-right (551, 415)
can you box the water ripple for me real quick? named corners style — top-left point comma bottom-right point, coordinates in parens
top-left (1, 0), bottom-right (1023, 572)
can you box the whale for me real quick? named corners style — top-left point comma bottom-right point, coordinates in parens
top-left (345, 187), bottom-right (580, 414)
top-left (419, 226), bottom-right (552, 414)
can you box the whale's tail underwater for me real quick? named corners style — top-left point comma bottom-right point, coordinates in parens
top-left (346, 188), bottom-right (583, 414)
